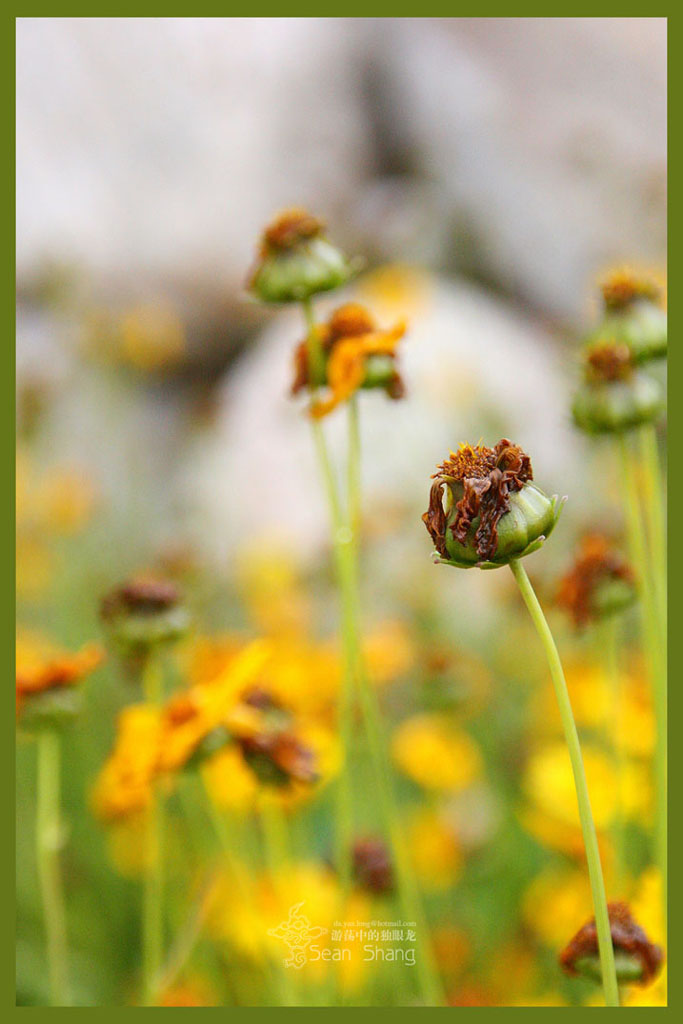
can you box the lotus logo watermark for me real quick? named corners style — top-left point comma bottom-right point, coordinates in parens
top-left (267, 902), bottom-right (328, 969)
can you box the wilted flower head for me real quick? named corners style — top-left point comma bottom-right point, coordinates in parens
top-left (600, 269), bottom-right (662, 313)
top-left (572, 340), bottom-right (663, 435)
top-left (557, 534), bottom-right (636, 627)
top-left (100, 575), bottom-right (189, 656)
top-left (226, 687), bottom-right (321, 788)
top-left (247, 207), bottom-right (357, 304)
top-left (423, 439), bottom-right (563, 568)
top-left (16, 630), bottom-right (103, 730)
top-left (291, 302), bottom-right (406, 418)
top-left (560, 902), bottom-right (664, 987)
top-left (585, 268), bottom-right (667, 364)
top-left (351, 836), bottom-right (394, 894)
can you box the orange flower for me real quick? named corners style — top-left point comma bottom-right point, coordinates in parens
top-left (291, 304), bottom-right (406, 418)
top-left (16, 630), bottom-right (103, 714)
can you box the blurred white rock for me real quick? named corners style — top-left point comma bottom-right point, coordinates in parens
top-left (16, 17), bottom-right (372, 289)
top-left (17, 17), bottom-right (666, 326)
top-left (373, 17), bottom-right (666, 321)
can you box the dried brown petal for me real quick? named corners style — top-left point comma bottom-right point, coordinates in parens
top-left (559, 902), bottom-right (664, 985)
top-left (427, 439), bottom-right (533, 561)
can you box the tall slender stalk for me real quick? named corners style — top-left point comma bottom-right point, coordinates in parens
top-left (36, 730), bottom-right (70, 1005)
top-left (618, 434), bottom-right (667, 932)
top-left (141, 655), bottom-right (164, 1006)
top-left (600, 616), bottom-right (626, 891)
top-left (301, 297), bottom-right (355, 904)
top-left (638, 424), bottom-right (666, 626)
top-left (300, 297), bottom-right (444, 1005)
top-left (509, 558), bottom-right (619, 1007)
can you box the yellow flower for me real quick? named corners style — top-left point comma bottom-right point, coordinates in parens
top-left (392, 713), bottom-right (482, 791)
top-left (522, 866), bottom-right (593, 949)
top-left (158, 640), bottom-right (271, 773)
top-left (235, 543), bottom-right (312, 638)
top-left (201, 747), bottom-right (259, 812)
top-left (93, 705), bottom-right (163, 821)
top-left (521, 741), bottom-right (652, 855)
top-left (209, 861), bottom-right (370, 993)
top-left (407, 808), bottom-right (462, 889)
top-left (362, 620), bottom-right (415, 687)
top-left (354, 263), bottom-right (433, 322)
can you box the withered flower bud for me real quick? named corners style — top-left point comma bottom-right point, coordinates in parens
top-left (291, 302), bottom-right (406, 417)
top-left (423, 440), bottom-right (563, 569)
top-left (352, 836), bottom-right (394, 894)
top-left (247, 207), bottom-right (357, 304)
top-left (560, 902), bottom-right (664, 987)
top-left (240, 731), bottom-right (319, 788)
top-left (100, 575), bottom-right (189, 657)
top-left (587, 269), bottom-right (667, 364)
top-left (16, 642), bottom-right (103, 733)
top-left (557, 534), bottom-right (636, 627)
top-left (572, 340), bottom-right (663, 436)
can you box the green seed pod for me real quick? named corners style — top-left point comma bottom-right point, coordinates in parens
top-left (572, 372), bottom-right (663, 435)
top-left (590, 575), bottom-right (637, 620)
top-left (560, 903), bottom-right (664, 988)
top-left (18, 686), bottom-right (83, 734)
top-left (590, 269), bottom-right (667, 363)
top-left (247, 208), bottom-right (357, 304)
top-left (573, 951), bottom-right (654, 986)
top-left (586, 302), bottom-right (667, 365)
top-left (572, 340), bottom-right (663, 436)
top-left (423, 440), bottom-right (564, 570)
top-left (100, 577), bottom-right (189, 658)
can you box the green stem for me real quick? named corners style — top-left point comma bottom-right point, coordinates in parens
top-left (300, 297), bottom-right (444, 1005)
top-left (618, 434), bottom-right (667, 933)
top-left (301, 296), bottom-right (355, 907)
top-left (638, 425), bottom-right (666, 619)
top-left (509, 559), bottom-right (619, 1007)
top-left (36, 731), bottom-right (70, 1005)
top-left (142, 656), bottom-right (164, 1006)
top-left (600, 616), bottom-right (626, 891)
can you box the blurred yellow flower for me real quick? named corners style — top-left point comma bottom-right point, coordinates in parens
top-left (235, 543), bottom-right (312, 638)
top-left (120, 302), bottom-right (186, 372)
top-left (93, 705), bottom-right (163, 821)
top-left (392, 713), bottom-right (482, 791)
top-left (522, 865), bottom-right (593, 950)
top-left (209, 861), bottom-right (370, 993)
top-left (363, 619), bottom-right (415, 686)
top-left (355, 264), bottom-right (433, 322)
top-left (406, 808), bottom-right (462, 889)
top-left (521, 741), bottom-right (652, 855)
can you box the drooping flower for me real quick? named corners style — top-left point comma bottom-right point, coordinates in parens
top-left (559, 902), bottom-right (664, 987)
top-left (557, 533), bottom-right (636, 627)
top-left (247, 208), bottom-right (357, 304)
top-left (291, 303), bottom-right (407, 418)
top-left (422, 440), bottom-right (563, 568)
